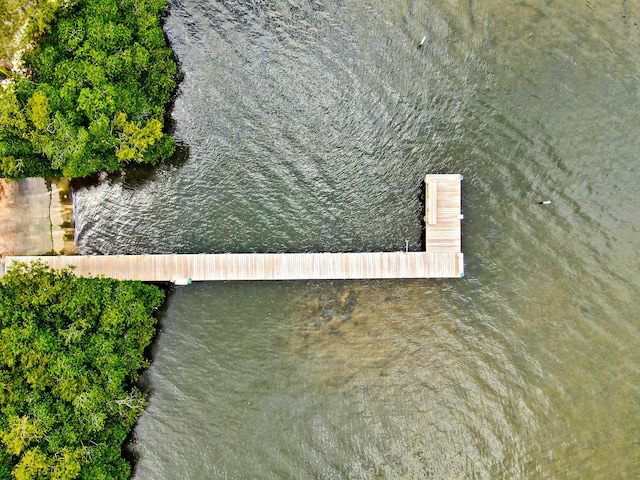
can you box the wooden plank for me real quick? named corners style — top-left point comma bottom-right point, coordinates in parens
top-left (424, 174), bottom-right (462, 255)
top-left (3, 251), bottom-right (464, 281)
top-left (425, 181), bottom-right (438, 225)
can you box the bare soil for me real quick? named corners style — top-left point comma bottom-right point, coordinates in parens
top-left (0, 178), bottom-right (75, 259)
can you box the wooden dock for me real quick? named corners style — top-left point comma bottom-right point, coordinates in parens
top-left (3, 251), bottom-right (463, 281)
top-left (1, 175), bottom-right (464, 282)
top-left (424, 174), bottom-right (463, 253)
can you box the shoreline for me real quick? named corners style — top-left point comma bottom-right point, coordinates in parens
top-left (0, 177), bottom-right (75, 260)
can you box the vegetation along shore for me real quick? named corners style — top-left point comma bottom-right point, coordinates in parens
top-left (0, 0), bottom-right (178, 179)
top-left (0, 0), bottom-right (178, 478)
top-left (0, 263), bottom-right (165, 479)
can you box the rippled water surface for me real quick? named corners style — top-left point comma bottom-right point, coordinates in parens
top-left (73, 1), bottom-right (640, 478)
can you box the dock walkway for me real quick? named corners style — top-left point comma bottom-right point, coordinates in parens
top-left (4, 251), bottom-right (463, 281)
top-left (1, 174), bottom-right (464, 282)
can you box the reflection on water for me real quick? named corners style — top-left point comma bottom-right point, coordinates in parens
top-left (71, 0), bottom-right (640, 477)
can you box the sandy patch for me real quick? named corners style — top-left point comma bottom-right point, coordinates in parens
top-left (0, 178), bottom-right (75, 260)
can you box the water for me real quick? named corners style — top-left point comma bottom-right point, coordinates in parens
top-left (72, 1), bottom-right (640, 478)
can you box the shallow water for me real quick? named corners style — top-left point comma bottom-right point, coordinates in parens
top-left (73, 1), bottom-right (640, 478)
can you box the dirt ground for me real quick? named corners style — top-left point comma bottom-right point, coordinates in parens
top-left (0, 178), bottom-right (75, 260)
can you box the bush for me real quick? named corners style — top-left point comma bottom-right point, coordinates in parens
top-left (0, 0), bottom-right (177, 178)
top-left (0, 262), bottom-right (164, 479)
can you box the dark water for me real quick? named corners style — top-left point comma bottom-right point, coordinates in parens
top-left (73, 1), bottom-right (640, 478)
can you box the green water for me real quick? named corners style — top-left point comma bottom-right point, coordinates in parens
top-left (73, 1), bottom-right (640, 478)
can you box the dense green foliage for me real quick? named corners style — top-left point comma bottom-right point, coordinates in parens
top-left (1, 0), bottom-right (65, 69)
top-left (0, 263), bottom-right (164, 479)
top-left (1, 0), bottom-right (32, 67)
top-left (0, 0), bottom-right (177, 178)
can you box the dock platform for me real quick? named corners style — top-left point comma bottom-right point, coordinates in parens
top-left (424, 174), bottom-right (463, 253)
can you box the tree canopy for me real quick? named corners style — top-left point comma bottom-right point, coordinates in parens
top-left (0, 0), bottom-right (177, 178)
top-left (0, 262), bottom-right (164, 479)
